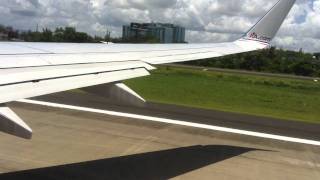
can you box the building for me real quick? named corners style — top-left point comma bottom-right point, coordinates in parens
top-left (122, 23), bottom-right (185, 43)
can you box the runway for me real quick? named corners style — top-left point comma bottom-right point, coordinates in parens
top-left (0, 92), bottom-right (319, 179)
top-left (16, 99), bottom-right (320, 146)
top-left (31, 91), bottom-right (320, 142)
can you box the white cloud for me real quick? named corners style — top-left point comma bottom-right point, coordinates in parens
top-left (0, 0), bottom-right (318, 52)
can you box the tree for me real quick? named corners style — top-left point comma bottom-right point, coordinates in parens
top-left (53, 27), bottom-right (64, 42)
top-left (291, 61), bottom-right (315, 76)
top-left (75, 32), bottom-right (93, 43)
top-left (0, 25), bottom-right (6, 32)
top-left (314, 53), bottom-right (320, 60)
top-left (7, 26), bottom-right (19, 40)
top-left (63, 27), bottom-right (77, 42)
top-left (104, 29), bottom-right (111, 42)
top-left (40, 28), bottom-right (53, 42)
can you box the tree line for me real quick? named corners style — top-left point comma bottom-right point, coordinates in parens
top-left (1, 25), bottom-right (319, 77)
top-left (184, 47), bottom-right (320, 77)
top-left (0, 24), bottom-right (156, 43)
top-left (0, 25), bottom-right (112, 43)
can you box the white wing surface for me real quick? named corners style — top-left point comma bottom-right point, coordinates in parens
top-left (0, 0), bottom-right (296, 139)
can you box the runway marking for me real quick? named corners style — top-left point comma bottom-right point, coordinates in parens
top-left (17, 99), bottom-right (320, 146)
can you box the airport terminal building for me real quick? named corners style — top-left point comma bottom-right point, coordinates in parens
top-left (122, 23), bottom-right (186, 43)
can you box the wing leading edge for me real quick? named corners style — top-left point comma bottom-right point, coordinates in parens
top-left (0, 0), bottom-right (296, 139)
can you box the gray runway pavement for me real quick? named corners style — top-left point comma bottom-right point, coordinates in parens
top-left (33, 91), bottom-right (320, 141)
top-left (0, 92), bottom-right (319, 180)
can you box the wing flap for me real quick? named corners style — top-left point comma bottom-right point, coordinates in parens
top-left (0, 68), bottom-right (150, 104)
top-left (0, 61), bottom-right (154, 86)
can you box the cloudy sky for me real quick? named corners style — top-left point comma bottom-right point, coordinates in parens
top-left (0, 0), bottom-right (319, 52)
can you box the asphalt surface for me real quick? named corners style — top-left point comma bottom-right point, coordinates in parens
top-left (0, 91), bottom-right (319, 180)
top-left (33, 91), bottom-right (320, 141)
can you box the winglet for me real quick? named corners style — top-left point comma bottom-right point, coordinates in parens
top-left (242, 0), bottom-right (296, 44)
top-left (0, 105), bottom-right (32, 139)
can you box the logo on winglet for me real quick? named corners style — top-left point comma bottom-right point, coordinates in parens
top-left (249, 32), bottom-right (258, 39)
top-left (248, 32), bottom-right (271, 43)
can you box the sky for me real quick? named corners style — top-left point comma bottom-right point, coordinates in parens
top-left (0, 0), bottom-right (319, 52)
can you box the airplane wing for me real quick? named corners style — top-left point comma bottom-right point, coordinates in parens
top-left (0, 0), bottom-right (296, 139)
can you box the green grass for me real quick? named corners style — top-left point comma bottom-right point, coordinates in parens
top-left (125, 66), bottom-right (320, 124)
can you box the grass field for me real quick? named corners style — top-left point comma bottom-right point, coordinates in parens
top-left (125, 66), bottom-right (320, 124)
